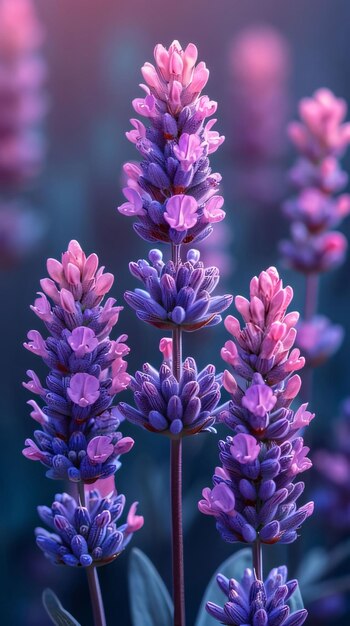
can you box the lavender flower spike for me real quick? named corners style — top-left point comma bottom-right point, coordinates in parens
top-left (206, 566), bottom-right (307, 625)
top-left (199, 266), bottom-right (314, 548)
top-left (36, 490), bottom-right (143, 567)
top-left (23, 240), bottom-right (133, 483)
top-left (118, 40), bottom-right (225, 244)
top-left (125, 247), bottom-right (233, 331)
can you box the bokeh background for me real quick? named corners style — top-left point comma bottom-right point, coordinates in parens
top-left (2, 0), bottom-right (350, 623)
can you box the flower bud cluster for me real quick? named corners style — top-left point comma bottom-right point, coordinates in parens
top-left (199, 267), bottom-right (314, 545)
top-left (206, 567), bottom-right (307, 626)
top-left (117, 40), bottom-right (225, 244)
top-left (36, 490), bottom-right (143, 568)
top-left (23, 240), bottom-right (132, 483)
top-left (125, 247), bottom-right (232, 331)
top-left (119, 348), bottom-right (221, 437)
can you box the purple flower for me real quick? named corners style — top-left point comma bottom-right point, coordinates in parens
top-left (119, 354), bottom-right (221, 437)
top-left (230, 433), bottom-right (260, 463)
top-left (173, 133), bottom-right (204, 171)
top-left (0, 0), bottom-right (47, 187)
top-left (164, 195), bottom-right (198, 231)
top-left (280, 224), bottom-right (347, 274)
top-left (67, 373), bottom-right (101, 408)
top-left (200, 435), bottom-right (314, 545)
top-left (198, 483), bottom-right (236, 516)
top-left (229, 26), bottom-right (291, 161)
top-left (117, 40), bottom-right (225, 244)
top-left (241, 381), bottom-right (277, 417)
top-left (295, 315), bottom-right (344, 367)
top-left (221, 267), bottom-right (304, 385)
top-left (200, 267), bottom-right (314, 546)
top-left (35, 490), bottom-right (143, 567)
top-left (22, 241), bottom-right (132, 483)
top-left (0, 202), bottom-right (46, 267)
top-left (206, 566), bottom-right (307, 625)
top-left (280, 89), bottom-right (350, 275)
top-left (125, 247), bottom-right (232, 331)
top-left (288, 89), bottom-right (350, 160)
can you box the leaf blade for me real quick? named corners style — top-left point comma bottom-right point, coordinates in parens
top-left (128, 548), bottom-right (173, 626)
top-left (42, 589), bottom-right (81, 626)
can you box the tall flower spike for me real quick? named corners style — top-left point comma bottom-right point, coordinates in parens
top-left (200, 267), bottom-right (314, 548)
top-left (280, 90), bottom-right (350, 373)
top-left (280, 89), bottom-right (350, 275)
top-left (117, 40), bottom-right (225, 244)
top-left (23, 240), bottom-right (133, 483)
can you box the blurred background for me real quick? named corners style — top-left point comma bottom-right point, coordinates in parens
top-left (1, 0), bottom-right (350, 623)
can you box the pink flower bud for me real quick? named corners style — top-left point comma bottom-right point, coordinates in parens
top-left (159, 337), bottom-right (172, 361)
top-left (30, 292), bottom-right (52, 323)
top-left (46, 258), bottom-right (63, 283)
top-left (59, 288), bottom-right (76, 313)
top-left (126, 502), bottom-right (144, 533)
top-left (203, 195), bottom-right (226, 223)
top-left (114, 436), bottom-right (134, 455)
top-left (95, 272), bottom-right (114, 297)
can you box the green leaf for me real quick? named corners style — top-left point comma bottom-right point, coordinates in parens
top-left (288, 584), bottom-right (305, 612)
top-left (128, 548), bottom-right (173, 626)
top-left (297, 547), bottom-right (329, 586)
top-left (42, 589), bottom-right (81, 626)
top-left (195, 548), bottom-right (252, 626)
top-left (298, 540), bottom-right (350, 586)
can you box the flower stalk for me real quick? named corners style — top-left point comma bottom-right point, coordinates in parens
top-left (170, 244), bottom-right (185, 625)
top-left (78, 482), bottom-right (107, 626)
top-left (280, 89), bottom-right (350, 399)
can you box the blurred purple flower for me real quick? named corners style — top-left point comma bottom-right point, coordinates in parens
top-left (295, 315), bottom-right (344, 367)
top-left (0, 0), bottom-right (47, 187)
top-left (230, 25), bottom-right (291, 161)
top-left (280, 89), bottom-right (350, 274)
top-left (0, 202), bottom-right (45, 266)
